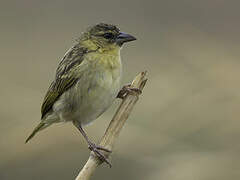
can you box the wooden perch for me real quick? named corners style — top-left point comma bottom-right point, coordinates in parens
top-left (75, 71), bottom-right (148, 180)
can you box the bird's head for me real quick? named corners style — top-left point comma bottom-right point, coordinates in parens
top-left (79, 23), bottom-right (136, 51)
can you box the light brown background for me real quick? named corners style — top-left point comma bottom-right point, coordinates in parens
top-left (1, 0), bottom-right (240, 179)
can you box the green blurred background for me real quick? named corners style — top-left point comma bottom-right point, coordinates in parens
top-left (1, 0), bottom-right (240, 179)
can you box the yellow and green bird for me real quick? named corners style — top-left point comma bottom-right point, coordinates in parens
top-left (25, 23), bottom-right (136, 165)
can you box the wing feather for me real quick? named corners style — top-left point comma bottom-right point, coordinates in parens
top-left (41, 45), bottom-right (88, 119)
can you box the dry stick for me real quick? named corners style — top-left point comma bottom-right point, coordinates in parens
top-left (75, 71), bottom-right (148, 180)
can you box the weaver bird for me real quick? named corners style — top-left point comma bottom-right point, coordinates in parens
top-left (25, 23), bottom-right (137, 165)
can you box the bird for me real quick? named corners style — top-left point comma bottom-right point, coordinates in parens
top-left (25, 23), bottom-right (137, 165)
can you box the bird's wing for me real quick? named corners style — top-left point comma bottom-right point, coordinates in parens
top-left (41, 45), bottom-right (89, 119)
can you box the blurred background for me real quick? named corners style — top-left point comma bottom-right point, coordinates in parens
top-left (1, 0), bottom-right (240, 179)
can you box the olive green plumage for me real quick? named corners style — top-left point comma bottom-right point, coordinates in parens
top-left (26, 23), bottom-right (136, 143)
top-left (41, 46), bottom-right (87, 119)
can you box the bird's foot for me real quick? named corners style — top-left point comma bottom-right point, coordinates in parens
top-left (117, 84), bottom-right (142, 99)
top-left (88, 142), bottom-right (112, 167)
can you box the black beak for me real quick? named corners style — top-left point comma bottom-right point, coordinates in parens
top-left (116, 32), bottom-right (137, 46)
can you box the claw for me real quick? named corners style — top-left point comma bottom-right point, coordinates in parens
top-left (88, 143), bottom-right (112, 167)
top-left (73, 122), bottom-right (112, 167)
top-left (117, 84), bottom-right (142, 99)
top-left (95, 145), bottom-right (112, 153)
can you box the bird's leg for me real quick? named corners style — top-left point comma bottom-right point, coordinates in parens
top-left (73, 121), bottom-right (112, 167)
top-left (117, 84), bottom-right (142, 99)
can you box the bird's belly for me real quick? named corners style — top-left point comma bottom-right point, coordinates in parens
top-left (77, 83), bottom-right (118, 125)
top-left (55, 69), bottom-right (121, 125)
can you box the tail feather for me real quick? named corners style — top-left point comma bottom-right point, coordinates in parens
top-left (25, 122), bottom-right (49, 143)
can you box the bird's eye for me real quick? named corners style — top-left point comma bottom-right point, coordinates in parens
top-left (103, 33), bottom-right (114, 39)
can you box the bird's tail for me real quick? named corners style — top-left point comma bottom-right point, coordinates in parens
top-left (25, 122), bottom-right (50, 143)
